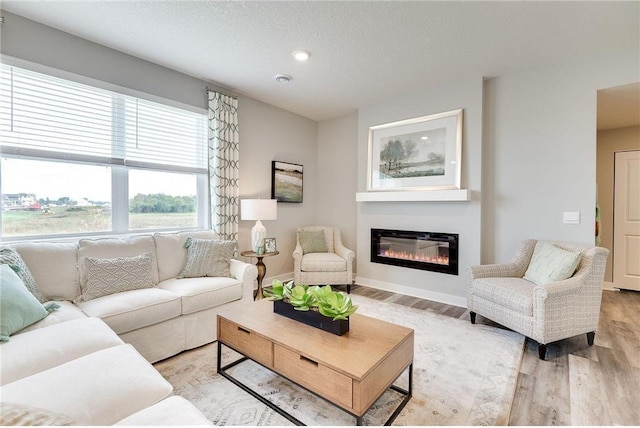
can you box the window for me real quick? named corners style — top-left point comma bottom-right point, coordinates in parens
top-left (0, 65), bottom-right (208, 240)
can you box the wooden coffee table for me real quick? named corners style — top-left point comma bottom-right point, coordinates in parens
top-left (216, 299), bottom-right (414, 425)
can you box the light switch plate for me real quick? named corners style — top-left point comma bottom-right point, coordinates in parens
top-left (563, 211), bottom-right (580, 224)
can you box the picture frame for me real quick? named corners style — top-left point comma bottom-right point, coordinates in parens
top-left (367, 109), bottom-right (463, 192)
top-left (264, 237), bottom-right (277, 253)
top-left (272, 161), bottom-right (303, 203)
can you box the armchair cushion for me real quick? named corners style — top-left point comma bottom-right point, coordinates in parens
top-left (298, 230), bottom-right (328, 254)
top-left (470, 277), bottom-right (535, 316)
top-left (524, 242), bottom-right (581, 286)
top-left (300, 253), bottom-right (347, 272)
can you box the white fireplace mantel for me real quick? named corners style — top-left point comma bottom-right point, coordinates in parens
top-left (355, 189), bottom-right (470, 202)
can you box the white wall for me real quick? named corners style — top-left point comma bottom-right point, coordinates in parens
top-left (482, 52), bottom-right (640, 264)
top-left (316, 112), bottom-right (358, 252)
top-left (0, 11), bottom-right (318, 281)
top-left (238, 97), bottom-right (317, 278)
top-left (355, 78), bottom-right (484, 307)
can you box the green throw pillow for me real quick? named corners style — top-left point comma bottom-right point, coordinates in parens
top-left (178, 238), bottom-right (236, 278)
top-left (298, 230), bottom-right (328, 255)
top-left (0, 265), bottom-right (59, 342)
top-left (0, 247), bottom-right (44, 303)
top-left (524, 242), bottom-right (582, 286)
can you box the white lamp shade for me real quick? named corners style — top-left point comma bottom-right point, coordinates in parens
top-left (241, 199), bottom-right (277, 221)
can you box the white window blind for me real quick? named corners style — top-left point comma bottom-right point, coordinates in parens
top-left (0, 64), bottom-right (207, 173)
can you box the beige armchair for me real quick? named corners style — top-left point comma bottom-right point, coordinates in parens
top-left (293, 226), bottom-right (355, 293)
top-left (467, 239), bottom-right (609, 360)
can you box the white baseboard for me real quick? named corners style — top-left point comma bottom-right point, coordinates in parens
top-left (355, 276), bottom-right (468, 308)
top-left (603, 281), bottom-right (616, 291)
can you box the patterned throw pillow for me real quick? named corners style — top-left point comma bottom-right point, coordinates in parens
top-left (78, 252), bottom-right (155, 302)
top-left (298, 230), bottom-right (328, 254)
top-left (178, 238), bottom-right (236, 278)
top-left (524, 242), bottom-right (582, 286)
top-left (0, 402), bottom-right (74, 426)
top-left (0, 246), bottom-right (44, 303)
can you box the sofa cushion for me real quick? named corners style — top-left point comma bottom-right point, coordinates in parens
top-left (114, 396), bottom-right (212, 426)
top-left (77, 288), bottom-right (181, 334)
top-left (470, 277), bottom-right (535, 316)
top-left (1, 317), bottom-right (123, 386)
top-left (0, 344), bottom-right (173, 425)
top-left (298, 230), bottom-right (328, 254)
top-left (78, 252), bottom-right (155, 302)
top-left (0, 247), bottom-right (44, 302)
top-left (11, 242), bottom-right (80, 301)
top-left (159, 277), bottom-right (243, 315)
top-left (300, 253), bottom-right (347, 272)
top-left (0, 266), bottom-right (58, 343)
top-left (78, 235), bottom-right (159, 284)
top-left (0, 402), bottom-right (75, 426)
top-left (178, 238), bottom-right (236, 278)
top-left (17, 301), bottom-right (88, 334)
top-left (524, 241), bottom-right (582, 286)
top-left (154, 230), bottom-right (217, 281)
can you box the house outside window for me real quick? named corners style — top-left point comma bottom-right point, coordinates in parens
top-left (0, 65), bottom-right (208, 240)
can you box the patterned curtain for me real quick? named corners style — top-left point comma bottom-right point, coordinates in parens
top-left (208, 91), bottom-right (239, 241)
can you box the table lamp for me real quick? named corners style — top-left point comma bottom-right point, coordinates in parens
top-left (241, 199), bottom-right (277, 253)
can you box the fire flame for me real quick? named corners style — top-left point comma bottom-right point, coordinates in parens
top-left (379, 249), bottom-right (449, 265)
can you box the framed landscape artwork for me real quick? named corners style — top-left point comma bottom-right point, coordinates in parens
top-left (367, 109), bottom-right (463, 192)
top-left (271, 161), bottom-right (303, 203)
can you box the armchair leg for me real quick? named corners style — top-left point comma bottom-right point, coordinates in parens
top-left (470, 311), bottom-right (476, 324)
top-left (347, 282), bottom-right (351, 294)
top-left (587, 331), bottom-right (595, 346)
top-left (538, 343), bottom-right (547, 360)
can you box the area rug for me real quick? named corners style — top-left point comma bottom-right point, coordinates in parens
top-left (155, 295), bottom-right (525, 426)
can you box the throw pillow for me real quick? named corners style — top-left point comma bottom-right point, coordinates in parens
top-left (0, 247), bottom-right (44, 303)
top-left (78, 252), bottom-right (155, 302)
top-left (178, 238), bottom-right (236, 278)
top-left (0, 402), bottom-right (74, 426)
top-left (0, 265), bottom-right (59, 343)
top-left (524, 242), bottom-right (582, 286)
top-left (298, 230), bottom-right (328, 254)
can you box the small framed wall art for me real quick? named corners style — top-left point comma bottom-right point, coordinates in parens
top-left (367, 109), bottom-right (463, 192)
top-left (264, 237), bottom-right (277, 253)
top-left (272, 161), bottom-right (303, 203)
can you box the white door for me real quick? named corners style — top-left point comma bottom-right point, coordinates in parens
top-left (613, 150), bottom-right (640, 291)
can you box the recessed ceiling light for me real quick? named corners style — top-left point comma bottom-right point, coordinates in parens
top-left (275, 74), bottom-right (292, 83)
top-left (292, 50), bottom-right (311, 61)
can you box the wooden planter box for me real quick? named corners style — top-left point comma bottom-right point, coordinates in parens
top-left (273, 300), bottom-right (349, 336)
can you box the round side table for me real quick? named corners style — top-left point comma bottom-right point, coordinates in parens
top-left (240, 250), bottom-right (279, 300)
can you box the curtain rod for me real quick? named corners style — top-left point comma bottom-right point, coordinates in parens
top-left (206, 86), bottom-right (237, 99)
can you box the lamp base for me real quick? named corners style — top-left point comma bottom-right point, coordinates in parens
top-left (251, 220), bottom-right (266, 252)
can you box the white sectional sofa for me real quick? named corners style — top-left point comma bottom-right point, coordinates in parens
top-left (0, 230), bottom-right (258, 425)
top-left (10, 230), bottom-right (257, 362)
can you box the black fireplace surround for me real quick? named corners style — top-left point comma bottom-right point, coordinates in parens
top-left (371, 229), bottom-right (459, 275)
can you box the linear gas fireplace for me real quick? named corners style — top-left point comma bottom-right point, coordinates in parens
top-left (371, 229), bottom-right (459, 275)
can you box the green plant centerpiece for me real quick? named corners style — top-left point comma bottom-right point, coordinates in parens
top-left (264, 280), bottom-right (358, 335)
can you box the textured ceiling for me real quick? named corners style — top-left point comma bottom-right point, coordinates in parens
top-left (1, 1), bottom-right (639, 122)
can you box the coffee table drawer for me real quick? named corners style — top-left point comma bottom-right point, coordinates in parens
top-left (218, 318), bottom-right (273, 367)
top-left (274, 344), bottom-right (353, 409)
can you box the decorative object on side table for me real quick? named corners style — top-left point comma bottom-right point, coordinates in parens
top-left (240, 250), bottom-right (279, 300)
top-left (263, 280), bottom-right (358, 335)
top-left (272, 161), bottom-right (303, 203)
top-left (264, 237), bottom-right (277, 253)
top-left (240, 199), bottom-right (277, 253)
top-left (367, 109), bottom-right (463, 192)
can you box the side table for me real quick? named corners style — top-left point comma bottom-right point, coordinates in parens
top-left (240, 250), bottom-right (279, 300)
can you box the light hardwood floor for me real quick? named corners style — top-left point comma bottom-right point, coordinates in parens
top-left (350, 285), bottom-right (640, 426)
